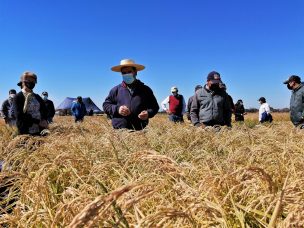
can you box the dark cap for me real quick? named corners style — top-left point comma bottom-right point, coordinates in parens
top-left (9, 89), bottom-right (16, 95)
top-left (194, 85), bottom-right (202, 91)
top-left (258, 97), bottom-right (266, 103)
top-left (207, 71), bottom-right (221, 83)
top-left (77, 96), bottom-right (82, 100)
top-left (283, 75), bottom-right (301, 84)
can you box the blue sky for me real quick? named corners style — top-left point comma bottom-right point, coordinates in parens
top-left (1, 0), bottom-right (303, 109)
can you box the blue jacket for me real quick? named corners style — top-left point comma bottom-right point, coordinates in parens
top-left (71, 102), bottom-right (87, 119)
top-left (290, 84), bottom-right (304, 126)
top-left (103, 80), bottom-right (159, 130)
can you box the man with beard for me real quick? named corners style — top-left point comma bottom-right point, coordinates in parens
top-left (190, 71), bottom-right (232, 128)
top-left (1, 89), bottom-right (17, 126)
top-left (161, 86), bottom-right (186, 123)
top-left (283, 75), bottom-right (304, 128)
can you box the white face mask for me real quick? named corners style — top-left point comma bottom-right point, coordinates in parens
top-left (43, 95), bottom-right (48, 100)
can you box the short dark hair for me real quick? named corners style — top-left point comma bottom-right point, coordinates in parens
top-left (9, 89), bottom-right (16, 95)
top-left (258, 97), bottom-right (266, 103)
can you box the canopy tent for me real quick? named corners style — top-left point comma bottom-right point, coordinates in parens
top-left (56, 97), bottom-right (102, 115)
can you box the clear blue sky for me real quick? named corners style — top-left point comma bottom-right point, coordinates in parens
top-left (1, 0), bottom-right (303, 109)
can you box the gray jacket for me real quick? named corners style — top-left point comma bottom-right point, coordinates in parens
top-left (290, 84), bottom-right (304, 126)
top-left (190, 86), bottom-right (232, 126)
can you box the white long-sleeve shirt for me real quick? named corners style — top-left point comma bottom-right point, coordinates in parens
top-left (259, 103), bottom-right (271, 121)
top-left (161, 95), bottom-right (186, 115)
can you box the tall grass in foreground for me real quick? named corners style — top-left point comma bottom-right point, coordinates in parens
top-left (0, 113), bottom-right (303, 227)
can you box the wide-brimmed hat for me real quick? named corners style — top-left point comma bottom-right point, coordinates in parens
top-left (111, 59), bottom-right (145, 72)
top-left (17, 71), bottom-right (37, 86)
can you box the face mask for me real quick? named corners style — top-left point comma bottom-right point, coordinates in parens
top-left (210, 84), bottom-right (220, 91)
top-left (122, 73), bottom-right (135, 84)
top-left (43, 96), bottom-right (48, 100)
top-left (287, 84), bottom-right (293, 90)
top-left (24, 81), bottom-right (35, 90)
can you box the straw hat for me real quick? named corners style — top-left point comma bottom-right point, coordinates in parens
top-left (111, 59), bottom-right (145, 72)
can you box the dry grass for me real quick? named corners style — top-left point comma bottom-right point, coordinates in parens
top-left (0, 113), bottom-right (303, 227)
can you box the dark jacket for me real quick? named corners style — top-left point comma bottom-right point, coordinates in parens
top-left (1, 98), bottom-right (16, 120)
top-left (190, 86), bottom-right (232, 126)
top-left (71, 102), bottom-right (87, 119)
top-left (290, 84), bottom-right (304, 126)
top-left (14, 91), bottom-right (47, 135)
top-left (234, 103), bottom-right (245, 121)
top-left (44, 99), bottom-right (55, 119)
top-left (103, 80), bottom-right (159, 130)
top-left (186, 96), bottom-right (195, 120)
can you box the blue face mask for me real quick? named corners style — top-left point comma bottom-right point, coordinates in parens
top-left (43, 96), bottom-right (48, 100)
top-left (122, 73), bottom-right (135, 84)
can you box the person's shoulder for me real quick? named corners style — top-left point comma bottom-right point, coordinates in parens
top-left (139, 81), bottom-right (154, 93)
top-left (2, 98), bottom-right (9, 104)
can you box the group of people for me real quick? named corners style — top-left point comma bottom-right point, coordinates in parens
top-left (1, 59), bottom-right (304, 135)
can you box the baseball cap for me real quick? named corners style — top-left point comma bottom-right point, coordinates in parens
top-left (283, 75), bottom-right (301, 84)
top-left (207, 71), bottom-right (221, 83)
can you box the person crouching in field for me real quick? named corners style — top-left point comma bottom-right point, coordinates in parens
top-left (284, 75), bottom-right (304, 128)
top-left (190, 71), bottom-right (232, 128)
top-left (161, 86), bottom-right (186, 123)
top-left (1, 89), bottom-right (17, 126)
top-left (258, 97), bottom-right (272, 123)
top-left (103, 59), bottom-right (159, 130)
top-left (71, 96), bottom-right (87, 122)
top-left (14, 72), bottom-right (48, 136)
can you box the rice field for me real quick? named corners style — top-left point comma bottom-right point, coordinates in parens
top-left (0, 112), bottom-right (303, 227)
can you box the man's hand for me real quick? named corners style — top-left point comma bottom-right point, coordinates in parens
top-left (39, 120), bottom-right (48, 129)
top-left (119, 105), bottom-right (131, 116)
top-left (166, 110), bottom-right (172, 115)
top-left (138, 110), bottom-right (149, 120)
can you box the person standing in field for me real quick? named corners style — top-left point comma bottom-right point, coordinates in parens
top-left (161, 86), bottom-right (186, 123)
top-left (14, 72), bottom-right (48, 135)
top-left (258, 97), bottom-right (272, 123)
top-left (234, 99), bottom-right (247, 121)
top-left (103, 59), bottom-right (159, 130)
top-left (41, 91), bottom-right (55, 123)
top-left (71, 96), bottom-right (87, 122)
top-left (1, 89), bottom-right (17, 126)
top-left (186, 85), bottom-right (202, 121)
top-left (219, 83), bottom-right (235, 115)
top-left (283, 75), bottom-right (304, 128)
top-left (190, 71), bottom-right (232, 128)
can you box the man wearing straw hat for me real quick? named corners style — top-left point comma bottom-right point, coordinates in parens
top-left (103, 59), bottom-right (159, 130)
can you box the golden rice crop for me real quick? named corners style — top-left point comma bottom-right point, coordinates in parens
top-left (0, 113), bottom-right (303, 227)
